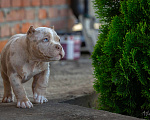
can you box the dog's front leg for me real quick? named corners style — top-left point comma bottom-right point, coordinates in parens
top-left (9, 73), bottom-right (33, 108)
top-left (32, 68), bottom-right (50, 104)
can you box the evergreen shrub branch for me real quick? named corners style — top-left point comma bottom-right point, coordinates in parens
top-left (92, 0), bottom-right (150, 117)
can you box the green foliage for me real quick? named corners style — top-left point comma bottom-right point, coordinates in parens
top-left (92, 0), bottom-right (150, 117)
top-left (93, 0), bottom-right (121, 23)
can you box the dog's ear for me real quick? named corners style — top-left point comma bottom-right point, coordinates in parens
top-left (27, 26), bottom-right (36, 35)
top-left (51, 26), bottom-right (54, 30)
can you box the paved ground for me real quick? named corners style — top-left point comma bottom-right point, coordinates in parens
top-left (0, 55), bottom-right (142, 120)
top-left (0, 100), bottom-right (142, 120)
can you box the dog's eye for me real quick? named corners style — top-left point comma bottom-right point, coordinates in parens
top-left (43, 38), bottom-right (49, 42)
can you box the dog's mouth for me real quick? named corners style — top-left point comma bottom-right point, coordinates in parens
top-left (60, 50), bottom-right (65, 59)
top-left (59, 54), bottom-right (63, 59)
top-left (55, 54), bottom-right (62, 60)
top-left (37, 49), bottom-right (64, 61)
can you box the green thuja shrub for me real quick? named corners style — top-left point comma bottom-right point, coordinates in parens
top-left (92, 0), bottom-right (150, 117)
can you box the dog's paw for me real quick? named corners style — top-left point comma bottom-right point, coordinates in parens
top-left (2, 95), bottom-right (14, 103)
top-left (17, 100), bottom-right (33, 108)
top-left (33, 93), bottom-right (48, 104)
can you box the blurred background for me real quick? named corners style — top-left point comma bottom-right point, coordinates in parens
top-left (0, 0), bottom-right (99, 108)
top-left (0, 0), bottom-right (100, 55)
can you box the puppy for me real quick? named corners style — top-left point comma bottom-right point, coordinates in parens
top-left (0, 26), bottom-right (65, 108)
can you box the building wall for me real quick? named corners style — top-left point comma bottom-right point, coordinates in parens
top-left (0, 0), bottom-right (75, 52)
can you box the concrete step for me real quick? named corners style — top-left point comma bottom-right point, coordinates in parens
top-left (0, 100), bottom-right (142, 120)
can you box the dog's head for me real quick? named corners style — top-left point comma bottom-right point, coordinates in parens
top-left (27, 26), bottom-right (65, 62)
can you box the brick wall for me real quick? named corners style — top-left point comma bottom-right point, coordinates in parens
top-left (0, 0), bottom-right (75, 52)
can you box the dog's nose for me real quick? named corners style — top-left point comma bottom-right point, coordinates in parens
top-left (55, 44), bottom-right (62, 51)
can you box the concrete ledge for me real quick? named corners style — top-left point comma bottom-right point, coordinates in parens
top-left (0, 100), bottom-right (142, 120)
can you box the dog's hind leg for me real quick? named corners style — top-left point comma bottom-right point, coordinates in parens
top-left (1, 70), bottom-right (14, 103)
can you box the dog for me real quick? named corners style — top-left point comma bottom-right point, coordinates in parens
top-left (0, 26), bottom-right (65, 108)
